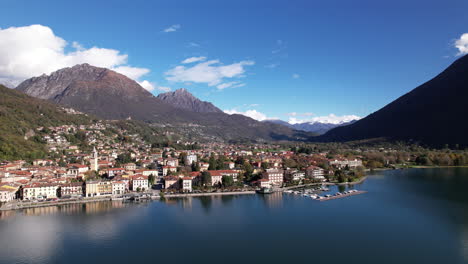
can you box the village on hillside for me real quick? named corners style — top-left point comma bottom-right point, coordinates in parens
top-left (0, 121), bottom-right (368, 206)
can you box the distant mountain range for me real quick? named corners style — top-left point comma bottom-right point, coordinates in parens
top-left (15, 64), bottom-right (313, 142)
top-left (319, 54), bottom-right (468, 147)
top-left (265, 119), bottom-right (357, 135)
top-left (156, 88), bottom-right (222, 113)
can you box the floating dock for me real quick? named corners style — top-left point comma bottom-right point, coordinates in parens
top-left (318, 190), bottom-right (367, 201)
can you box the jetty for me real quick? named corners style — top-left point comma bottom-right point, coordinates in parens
top-left (318, 190), bottom-right (367, 201)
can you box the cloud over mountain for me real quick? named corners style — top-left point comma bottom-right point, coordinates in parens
top-left (0, 24), bottom-right (152, 88)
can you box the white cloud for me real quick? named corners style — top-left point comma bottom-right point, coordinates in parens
top-left (113, 66), bottom-right (150, 80)
top-left (165, 59), bottom-right (254, 87)
top-left (286, 112), bottom-right (314, 117)
top-left (224, 109), bottom-right (276, 121)
top-left (138, 80), bottom-right (155, 91)
top-left (138, 80), bottom-right (172, 92)
top-left (163, 24), bottom-right (180, 33)
top-left (0, 24), bottom-right (153, 87)
top-left (292, 73), bottom-right (300, 79)
top-left (455, 33), bottom-right (468, 55)
top-left (288, 114), bottom-right (361, 125)
top-left (216, 81), bottom-right (245, 90)
top-left (182, 56), bottom-right (206, 64)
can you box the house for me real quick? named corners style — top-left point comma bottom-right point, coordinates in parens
top-left (22, 183), bottom-right (59, 200)
top-left (112, 181), bottom-right (126, 195)
top-left (165, 158), bottom-right (179, 167)
top-left (262, 168), bottom-right (284, 185)
top-left (164, 176), bottom-right (179, 189)
top-left (60, 182), bottom-right (84, 197)
top-left (123, 163), bottom-right (137, 171)
top-left (284, 169), bottom-right (305, 182)
top-left (131, 175), bottom-right (148, 191)
top-left (161, 166), bottom-right (177, 176)
top-left (181, 177), bottom-right (192, 192)
top-left (306, 166), bottom-right (325, 181)
top-left (0, 185), bottom-right (18, 202)
top-left (106, 168), bottom-right (125, 177)
top-left (207, 170), bottom-right (239, 186)
top-left (257, 179), bottom-right (271, 188)
top-left (185, 154), bottom-right (197, 165)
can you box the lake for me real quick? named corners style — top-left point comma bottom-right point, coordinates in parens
top-left (0, 168), bottom-right (468, 264)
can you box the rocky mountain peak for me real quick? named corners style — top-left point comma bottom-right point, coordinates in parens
top-left (156, 88), bottom-right (223, 113)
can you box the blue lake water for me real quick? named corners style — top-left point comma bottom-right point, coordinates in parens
top-left (0, 168), bottom-right (467, 264)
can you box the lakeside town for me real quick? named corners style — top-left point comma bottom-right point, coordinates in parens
top-left (0, 121), bottom-right (368, 209)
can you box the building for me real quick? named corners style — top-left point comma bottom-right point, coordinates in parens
top-left (112, 181), bottom-right (126, 195)
top-left (306, 166), bottom-right (325, 180)
top-left (329, 158), bottom-right (363, 169)
top-left (90, 147), bottom-right (99, 171)
top-left (106, 168), bottom-right (125, 177)
top-left (60, 182), bottom-right (84, 197)
top-left (262, 168), bottom-right (284, 186)
top-left (0, 186), bottom-right (18, 202)
top-left (85, 181), bottom-right (112, 197)
top-left (124, 163), bottom-right (136, 171)
top-left (181, 177), bottom-right (192, 192)
top-left (131, 175), bottom-right (148, 191)
top-left (164, 176), bottom-right (179, 189)
top-left (257, 179), bottom-right (271, 188)
top-left (207, 170), bottom-right (239, 186)
top-left (22, 183), bottom-right (59, 200)
top-left (285, 169), bottom-right (305, 182)
top-left (185, 154), bottom-right (197, 165)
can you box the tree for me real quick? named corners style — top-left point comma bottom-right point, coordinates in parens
top-left (222, 175), bottom-right (234, 187)
top-left (242, 161), bottom-right (253, 181)
top-left (148, 174), bottom-right (155, 186)
top-left (261, 162), bottom-right (269, 170)
top-left (202, 171), bottom-right (212, 186)
top-left (191, 162), bottom-right (200, 172)
top-left (208, 155), bottom-right (217, 170)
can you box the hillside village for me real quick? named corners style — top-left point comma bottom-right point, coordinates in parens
top-left (0, 121), bottom-right (366, 204)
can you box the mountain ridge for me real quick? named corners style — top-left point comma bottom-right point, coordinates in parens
top-left (318, 54), bottom-right (468, 147)
top-left (16, 64), bottom-right (313, 142)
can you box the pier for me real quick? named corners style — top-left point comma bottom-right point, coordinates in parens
top-left (317, 190), bottom-right (367, 201)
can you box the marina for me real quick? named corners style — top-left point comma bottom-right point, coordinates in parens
top-left (283, 187), bottom-right (366, 201)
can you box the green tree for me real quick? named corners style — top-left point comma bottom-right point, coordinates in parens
top-left (222, 175), bottom-right (234, 187)
top-left (202, 171), bottom-right (212, 186)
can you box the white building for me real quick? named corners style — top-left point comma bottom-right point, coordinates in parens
top-left (22, 183), bottom-right (59, 200)
top-left (185, 154), bottom-right (198, 165)
top-left (262, 168), bottom-right (284, 185)
top-left (182, 177), bottom-right (192, 192)
top-left (306, 166), bottom-right (325, 180)
top-left (112, 181), bottom-right (126, 195)
top-left (131, 175), bottom-right (149, 191)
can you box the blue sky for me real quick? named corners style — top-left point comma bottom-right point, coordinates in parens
top-left (1, 0), bottom-right (468, 123)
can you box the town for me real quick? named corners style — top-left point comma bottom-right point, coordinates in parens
top-left (0, 121), bottom-right (367, 208)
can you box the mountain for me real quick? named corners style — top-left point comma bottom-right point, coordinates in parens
top-left (156, 88), bottom-right (223, 113)
top-left (318, 54), bottom-right (468, 147)
top-left (16, 64), bottom-right (312, 142)
top-left (265, 119), bottom-right (357, 135)
top-left (0, 84), bottom-right (91, 160)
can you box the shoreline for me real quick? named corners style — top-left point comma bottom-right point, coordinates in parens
top-left (0, 191), bottom-right (258, 211)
